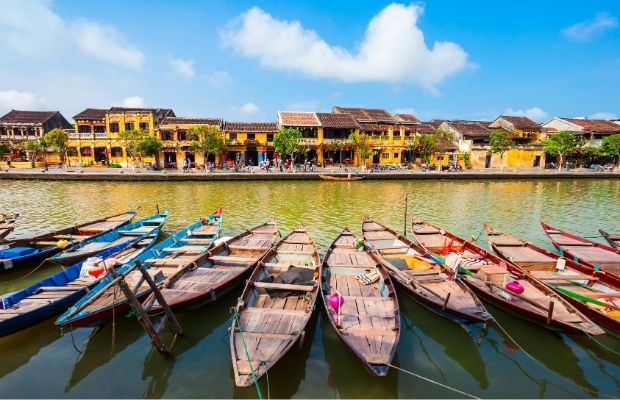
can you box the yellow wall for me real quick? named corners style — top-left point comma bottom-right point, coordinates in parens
top-left (469, 148), bottom-right (545, 169)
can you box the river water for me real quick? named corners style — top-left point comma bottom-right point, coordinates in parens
top-left (0, 179), bottom-right (619, 398)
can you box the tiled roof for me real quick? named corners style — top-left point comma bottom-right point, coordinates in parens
top-left (428, 119), bottom-right (446, 129)
top-left (415, 123), bottom-right (437, 134)
top-left (562, 118), bottom-right (620, 133)
top-left (224, 122), bottom-right (279, 132)
top-left (499, 116), bottom-right (540, 129)
top-left (315, 113), bottom-right (360, 129)
top-left (0, 110), bottom-right (57, 124)
top-left (278, 111), bottom-right (320, 127)
top-left (162, 117), bottom-right (222, 126)
top-left (109, 107), bottom-right (175, 117)
top-left (73, 108), bottom-right (107, 121)
top-left (448, 121), bottom-right (495, 137)
top-left (332, 106), bottom-right (396, 122)
top-left (359, 122), bottom-right (383, 132)
top-left (395, 114), bottom-right (420, 124)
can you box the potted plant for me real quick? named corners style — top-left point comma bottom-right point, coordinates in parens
top-left (355, 239), bottom-right (365, 252)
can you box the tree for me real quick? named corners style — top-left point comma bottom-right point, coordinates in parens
top-left (433, 129), bottom-right (455, 154)
top-left (188, 125), bottom-right (227, 170)
top-left (118, 130), bottom-right (145, 169)
top-left (543, 131), bottom-right (578, 171)
top-left (601, 134), bottom-right (620, 170)
top-left (138, 136), bottom-right (163, 167)
top-left (24, 138), bottom-right (47, 168)
top-left (349, 132), bottom-right (373, 167)
top-left (43, 128), bottom-right (69, 168)
top-left (273, 127), bottom-right (301, 170)
top-left (488, 130), bottom-right (515, 171)
top-left (0, 143), bottom-right (9, 169)
top-left (415, 134), bottom-right (435, 164)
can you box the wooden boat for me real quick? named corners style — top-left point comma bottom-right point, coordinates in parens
top-left (320, 228), bottom-right (399, 376)
top-left (599, 229), bottom-right (620, 251)
top-left (542, 222), bottom-right (620, 277)
top-left (55, 209), bottom-right (223, 328)
top-left (0, 210), bottom-right (136, 273)
top-left (146, 219), bottom-right (279, 313)
top-left (363, 218), bottom-right (490, 323)
top-left (484, 224), bottom-right (620, 334)
top-left (50, 212), bottom-right (170, 266)
top-left (410, 216), bottom-right (604, 335)
top-left (230, 226), bottom-right (320, 387)
top-left (319, 174), bottom-right (365, 181)
top-left (0, 212), bottom-right (168, 338)
top-left (0, 213), bottom-right (19, 240)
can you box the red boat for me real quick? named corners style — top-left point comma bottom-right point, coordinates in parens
top-left (541, 222), bottom-right (620, 278)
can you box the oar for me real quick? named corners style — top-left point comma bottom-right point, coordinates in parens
top-left (549, 284), bottom-right (620, 311)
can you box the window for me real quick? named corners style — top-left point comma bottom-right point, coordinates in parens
top-left (247, 133), bottom-right (256, 140)
top-left (382, 153), bottom-right (389, 159)
top-left (109, 122), bottom-right (119, 133)
top-left (229, 133), bottom-right (237, 141)
top-left (178, 131), bottom-right (187, 141)
top-left (393, 130), bottom-right (401, 137)
top-left (394, 153), bottom-right (399, 159)
top-left (162, 131), bottom-right (173, 141)
top-left (124, 122), bottom-right (134, 131)
top-left (67, 147), bottom-right (78, 156)
top-left (267, 134), bottom-right (274, 142)
top-left (111, 147), bottom-right (123, 157)
top-left (80, 147), bottom-right (92, 157)
top-left (94, 125), bottom-right (105, 133)
top-left (78, 125), bottom-right (91, 133)
top-left (139, 122), bottom-right (149, 131)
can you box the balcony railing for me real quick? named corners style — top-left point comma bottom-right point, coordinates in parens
top-left (94, 132), bottom-right (108, 139)
top-left (298, 138), bottom-right (318, 145)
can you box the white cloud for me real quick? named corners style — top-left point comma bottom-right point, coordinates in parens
top-left (0, 90), bottom-right (47, 113)
top-left (201, 70), bottom-right (231, 85)
top-left (0, 0), bottom-right (144, 68)
top-left (393, 107), bottom-right (416, 115)
top-left (241, 102), bottom-right (259, 114)
top-left (170, 58), bottom-right (195, 78)
top-left (562, 13), bottom-right (617, 42)
top-left (589, 112), bottom-right (617, 120)
top-left (73, 20), bottom-right (144, 69)
top-left (120, 96), bottom-right (145, 108)
top-left (220, 3), bottom-right (470, 90)
top-left (504, 107), bottom-right (548, 122)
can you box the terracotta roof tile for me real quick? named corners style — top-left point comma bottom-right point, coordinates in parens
top-left (162, 117), bottom-right (222, 126)
top-left (278, 111), bottom-right (320, 127)
top-left (224, 121), bottom-right (278, 132)
top-left (499, 116), bottom-right (540, 129)
top-left (395, 114), bottom-right (420, 124)
top-left (415, 123), bottom-right (436, 134)
top-left (315, 113), bottom-right (360, 129)
top-left (448, 121), bottom-right (494, 137)
top-left (332, 106), bottom-right (396, 122)
top-left (0, 110), bottom-right (58, 124)
top-left (73, 108), bottom-right (107, 121)
top-left (562, 118), bottom-right (620, 133)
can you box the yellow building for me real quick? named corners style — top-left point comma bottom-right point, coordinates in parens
top-left (223, 121), bottom-right (279, 166)
top-left (489, 116), bottom-right (544, 142)
top-left (68, 107), bottom-right (174, 167)
top-left (157, 117), bottom-right (222, 169)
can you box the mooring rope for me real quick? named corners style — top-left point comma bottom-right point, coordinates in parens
top-left (491, 317), bottom-right (615, 399)
top-left (231, 310), bottom-right (264, 400)
top-left (0, 257), bottom-right (56, 285)
top-left (69, 329), bottom-right (83, 354)
top-left (385, 362), bottom-right (478, 399)
top-left (584, 331), bottom-right (620, 357)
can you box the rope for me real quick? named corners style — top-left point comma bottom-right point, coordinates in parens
top-left (232, 310), bottom-right (264, 400)
top-left (584, 331), bottom-right (620, 357)
top-left (69, 329), bottom-right (83, 354)
top-left (471, 227), bottom-right (485, 243)
top-left (0, 257), bottom-right (54, 284)
top-left (385, 363), bottom-right (478, 399)
top-left (260, 360), bottom-right (271, 400)
top-left (491, 317), bottom-right (614, 399)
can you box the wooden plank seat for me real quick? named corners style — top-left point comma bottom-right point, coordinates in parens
top-left (162, 246), bottom-right (206, 254)
top-left (227, 245), bottom-right (270, 251)
top-left (35, 286), bottom-right (81, 293)
top-left (241, 307), bottom-right (307, 316)
top-left (52, 235), bottom-right (90, 240)
top-left (252, 281), bottom-right (316, 292)
top-left (181, 238), bottom-right (215, 244)
top-left (276, 250), bottom-right (315, 256)
top-left (549, 235), bottom-right (592, 246)
top-left (144, 257), bottom-right (197, 266)
top-left (210, 255), bottom-right (258, 263)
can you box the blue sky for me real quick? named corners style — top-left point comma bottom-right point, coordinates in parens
top-left (0, 0), bottom-right (618, 123)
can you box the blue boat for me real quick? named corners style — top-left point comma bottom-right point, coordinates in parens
top-left (56, 208), bottom-right (223, 328)
top-left (0, 211), bottom-right (168, 338)
top-left (50, 211), bottom-right (170, 266)
top-left (0, 210), bottom-right (137, 273)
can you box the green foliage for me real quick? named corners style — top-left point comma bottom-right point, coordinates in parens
top-left (0, 143), bottom-right (9, 157)
top-left (349, 132), bottom-right (372, 164)
top-left (273, 127), bottom-right (302, 163)
top-left (43, 128), bottom-right (69, 163)
top-left (415, 134), bottom-right (435, 163)
top-left (433, 130), bottom-right (455, 153)
top-left (489, 130), bottom-right (514, 156)
top-left (109, 163), bottom-right (122, 168)
top-left (138, 135), bottom-right (162, 158)
top-left (188, 125), bottom-right (227, 159)
top-left (543, 131), bottom-right (579, 170)
top-left (462, 151), bottom-right (472, 168)
top-left (118, 130), bottom-right (145, 160)
top-left (601, 134), bottom-right (620, 168)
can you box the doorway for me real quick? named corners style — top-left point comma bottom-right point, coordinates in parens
top-left (485, 154), bottom-right (492, 168)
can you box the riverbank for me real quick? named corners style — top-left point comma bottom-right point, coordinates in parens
top-left (0, 166), bottom-right (619, 181)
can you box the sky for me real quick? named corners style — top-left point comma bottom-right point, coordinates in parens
top-left (0, 0), bottom-right (618, 123)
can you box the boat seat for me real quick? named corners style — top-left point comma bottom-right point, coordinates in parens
top-left (252, 281), bottom-right (316, 292)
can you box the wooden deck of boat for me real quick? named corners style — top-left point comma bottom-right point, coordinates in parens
top-left (232, 228), bottom-right (318, 384)
top-left (412, 222), bottom-right (465, 250)
top-left (324, 231), bottom-right (398, 367)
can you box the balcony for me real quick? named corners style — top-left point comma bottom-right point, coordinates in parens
top-left (68, 132), bottom-right (79, 139)
top-left (94, 132), bottom-right (108, 139)
top-left (298, 138), bottom-right (318, 145)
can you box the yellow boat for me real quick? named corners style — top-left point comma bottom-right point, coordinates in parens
top-left (319, 174), bottom-right (365, 181)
